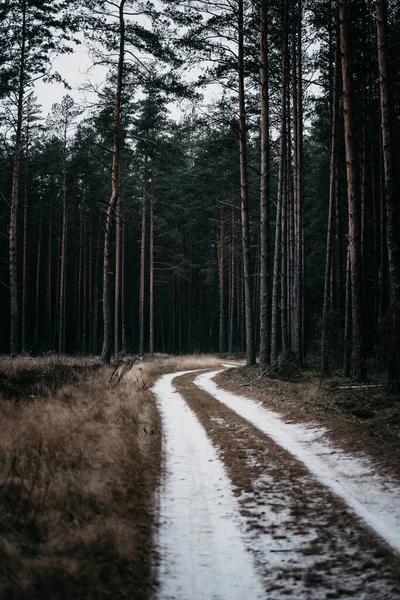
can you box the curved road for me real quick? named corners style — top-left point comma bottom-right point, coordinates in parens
top-left (152, 368), bottom-right (400, 600)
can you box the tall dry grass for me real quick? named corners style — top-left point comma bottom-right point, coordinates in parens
top-left (0, 355), bottom-right (161, 599)
top-left (0, 353), bottom-right (223, 599)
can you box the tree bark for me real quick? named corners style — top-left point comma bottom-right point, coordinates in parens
top-left (270, 0), bottom-right (288, 365)
top-left (376, 0), bottom-right (400, 386)
top-left (259, 0), bottom-right (270, 373)
top-left (228, 208), bottom-right (235, 354)
top-left (339, 0), bottom-right (366, 380)
top-left (58, 164), bottom-right (68, 354)
top-left (238, 0), bottom-right (255, 365)
top-left (121, 222), bottom-right (126, 351)
top-left (218, 204), bottom-right (225, 354)
top-left (46, 204), bottom-right (52, 349)
top-left (149, 173), bottom-right (155, 356)
top-left (101, 0), bottom-right (125, 364)
top-left (9, 0), bottom-right (27, 354)
top-left (321, 33), bottom-right (340, 372)
top-left (34, 215), bottom-right (42, 348)
top-left (139, 163), bottom-right (147, 356)
top-left (114, 195), bottom-right (121, 355)
top-left (21, 166), bottom-right (28, 353)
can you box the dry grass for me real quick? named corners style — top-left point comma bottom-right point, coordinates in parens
top-left (0, 353), bottom-right (223, 599)
top-left (0, 355), bottom-right (162, 599)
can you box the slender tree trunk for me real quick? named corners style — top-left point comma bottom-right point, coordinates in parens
top-left (321, 36), bottom-right (340, 372)
top-left (21, 169), bottom-right (28, 353)
top-left (238, 0), bottom-right (255, 365)
top-left (58, 165), bottom-right (68, 354)
top-left (101, 0), bottom-right (125, 364)
top-left (296, 0), bottom-right (305, 363)
top-left (77, 211), bottom-right (83, 347)
top-left (34, 215), bottom-right (42, 347)
top-left (114, 196), bottom-right (121, 356)
top-left (83, 213), bottom-right (88, 353)
top-left (149, 174), bottom-right (155, 356)
top-left (218, 204), bottom-right (225, 353)
top-left (343, 250), bottom-right (351, 377)
top-left (121, 222), bottom-right (126, 351)
top-left (53, 216), bottom-right (62, 351)
top-left (9, 0), bottom-right (27, 354)
top-left (46, 204), bottom-right (52, 349)
top-left (93, 214), bottom-right (102, 354)
top-left (139, 166), bottom-right (147, 356)
top-left (281, 146), bottom-right (288, 354)
top-left (88, 200), bottom-right (93, 348)
top-left (271, 2), bottom-right (288, 365)
top-left (339, 0), bottom-right (365, 380)
top-left (376, 0), bottom-right (400, 386)
top-left (228, 208), bottom-right (235, 354)
top-left (291, 0), bottom-right (304, 364)
top-left (259, 0), bottom-right (270, 372)
top-left (188, 235), bottom-right (193, 351)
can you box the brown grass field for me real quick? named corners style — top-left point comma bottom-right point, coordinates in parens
top-left (0, 354), bottom-right (221, 599)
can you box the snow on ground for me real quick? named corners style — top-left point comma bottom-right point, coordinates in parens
top-left (152, 372), bottom-right (265, 600)
top-left (195, 370), bottom-right (400, 555)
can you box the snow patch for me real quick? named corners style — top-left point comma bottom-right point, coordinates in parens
top-left (152, 371), bottom-right (265, 600)
top-left (195, 370), bottom-right (400, 555)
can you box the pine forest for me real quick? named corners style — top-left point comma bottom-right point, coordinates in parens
top-left (1, 0), bottom-right (400, 386)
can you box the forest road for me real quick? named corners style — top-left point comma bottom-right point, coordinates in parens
top-left (152, 368), bottom-right (400, 600)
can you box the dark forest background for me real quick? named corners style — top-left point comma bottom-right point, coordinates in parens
top-left (1, 0), bottom-right (400, 385)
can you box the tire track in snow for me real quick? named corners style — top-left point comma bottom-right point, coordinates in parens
top-left (152, 371), bottom-right (265, 600)
top-left (175, 371), bottom-right (400, 599)
top-left (195, 370), bottom-right (400, 556)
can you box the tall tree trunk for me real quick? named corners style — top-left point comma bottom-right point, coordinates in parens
top-left (93, 214), bottom-right (102, 354)
top-left (77, 211), bottom-right (83, 347)
top-left (228, 208), bottom-right (236, 354)
top-left (139, 165), bottom-right (147, 356)
top-left (101, 0), bottom-right (125, 364)
top-left (187, 235), bottom-right (193, 351)
top-left (34, 215), bottom-right (42, 347)
top-left (149, 173), bottom-right (155, 356)
top-left (281, 145), bottom-right (288, 354)
top-left (9, 0), bottom-right (27, 354)
top-left (292, 0), bottom-right (304, 364)
top-left (46, 204), bottom-right (52, 349)
top-left (339, 0), bottom-right (365, 380)
top-left (121, 222), bottom-right (126, 352)
top-left (218, 204), bottom-right (225, 353)
top-left (83, 213), bottom-right (88, 353)
top-left (114, 196), bottom-right (121, 355)
top-left (21, 170), bottom-right (28, 353)
top-left (321, 34), bottom-right (340, 372)
top-left (58, 165), bottom-right (68, 354)
top-left (238, 0), bottom-right (255, 365)
top-left (376, 0), bottom-right (400, 386)
top-left (270, 1), bottom-right (288, 365)
top-left (53, 215), bottom-right (62, 351)
top-left (259, 0), bottom-right (270, 373)
top-left (88, 200), bottom-right (93, 348)
top-left (343, 249), bottom-right (351, 377)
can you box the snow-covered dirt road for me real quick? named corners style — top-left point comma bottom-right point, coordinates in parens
top-left (153, 369), bottom-right (400, 599)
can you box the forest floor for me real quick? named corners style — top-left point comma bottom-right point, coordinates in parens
top-left (153, 364), bottom-right (400, 599)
